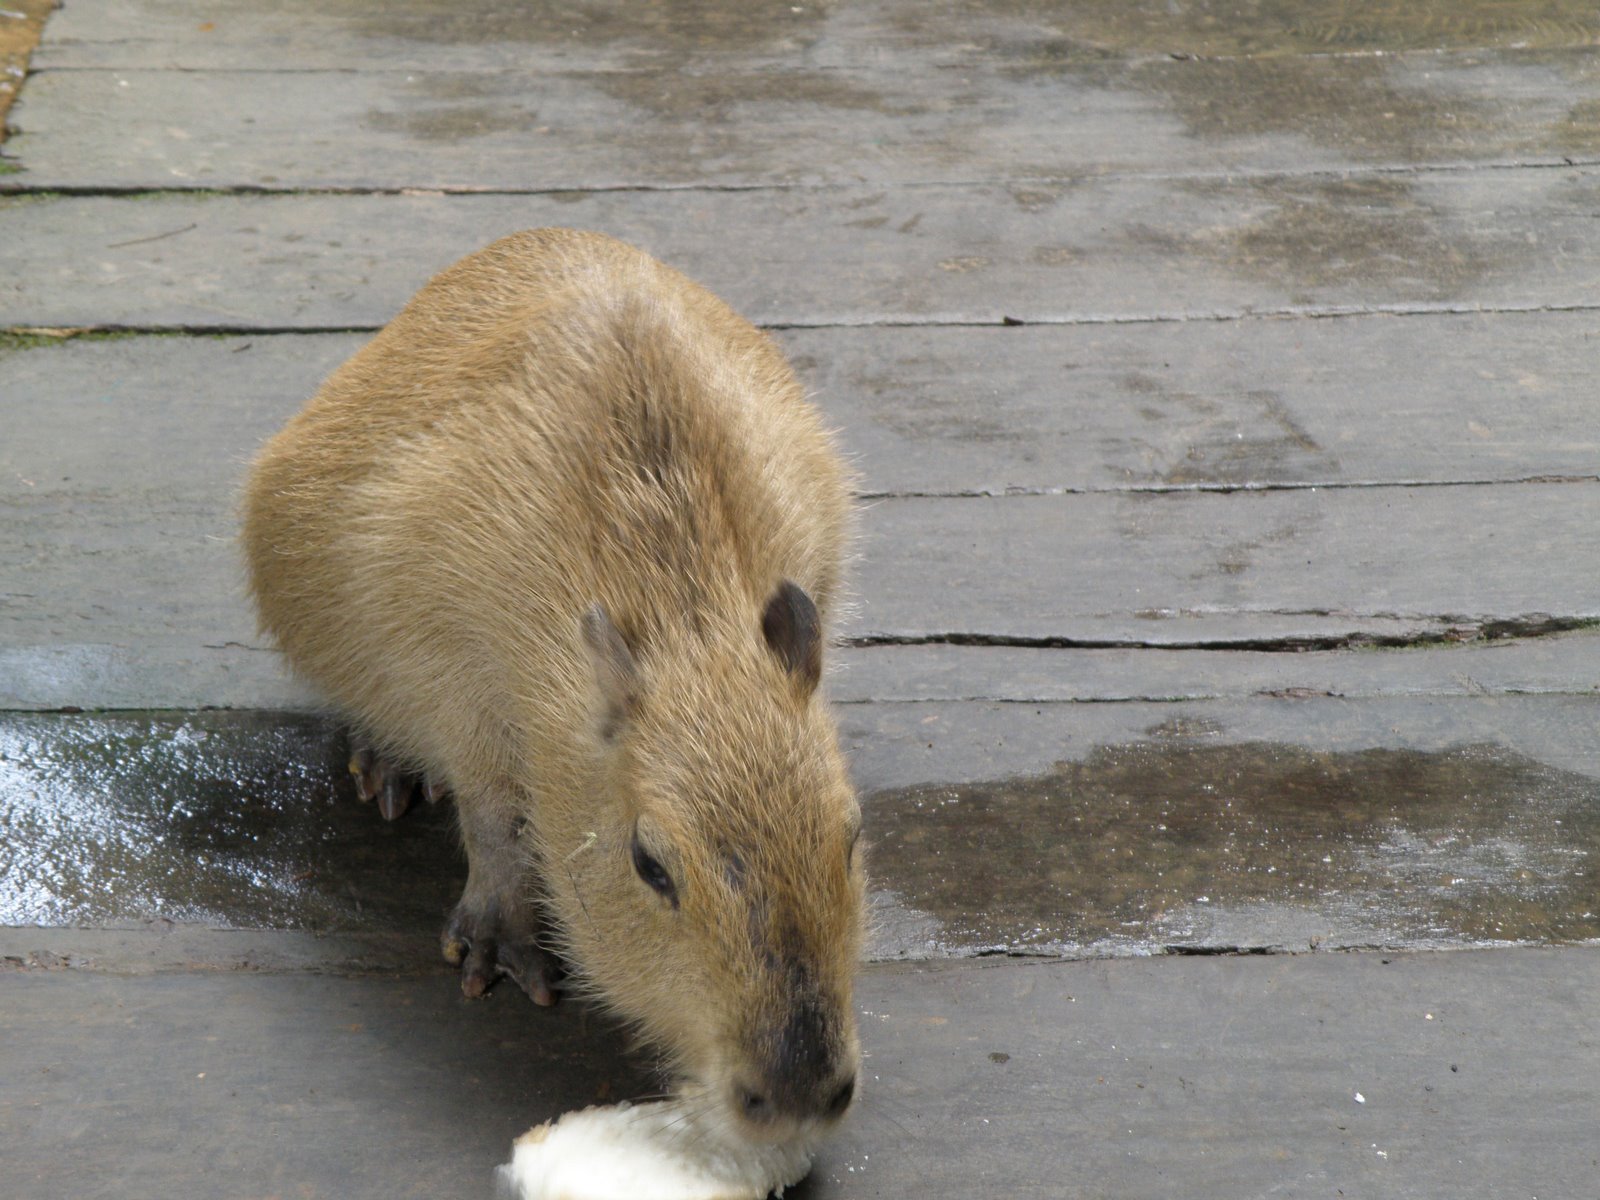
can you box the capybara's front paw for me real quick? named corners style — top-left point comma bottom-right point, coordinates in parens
top-left (441, 898), bottom-right (566, 1006)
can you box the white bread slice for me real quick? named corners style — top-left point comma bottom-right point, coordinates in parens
top-left (497, 1101), bottom-right (815, 1200)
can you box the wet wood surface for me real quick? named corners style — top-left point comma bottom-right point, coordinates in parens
top-left (6, 170), bottom-right (1600, 327)
top-left (2, 0), bottom-right (1598, 915)
top-left (7, 690), bottom-right (1600, 955)
top-left (31, 0), bottom-right (1600, 67)
top-left (5, 7), bottom-right (1600, 1195)
top-left (11, 47), bottom-right (1600, 189)
top-left (9, 315), bottom-right (1598, 495)
top-left (10, 465), bottom-right (1595, 700)
top-left (29, 0), bottom-right (1600, 59)
top-left (5, 324), bottom-right (1598, 709)
top-left (15, 0), bottom-right (1600, 189)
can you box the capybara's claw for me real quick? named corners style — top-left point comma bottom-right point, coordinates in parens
top-left (499, 939), bottom-right (566, 1008)
top-left (461, 939), bottom-right (499, 999)
top-left (346, 737), bottom-right (423, 820)
top-left (442, 902), bottom-right (565, 1005)
top-left (376, 770), bottom-right (413, 821)
top-left (347, 743), bottom-right (379, 801)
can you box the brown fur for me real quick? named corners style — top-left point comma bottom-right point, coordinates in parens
top-left (241, 229), bottom-right (864, 1140)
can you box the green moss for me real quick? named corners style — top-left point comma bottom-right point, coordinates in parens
top-left (0, 328), bottom-right (148, 353)
top-left (0, 331), bottom-right (65, 352)
top-left (0, 190), bottom-right (59, 207)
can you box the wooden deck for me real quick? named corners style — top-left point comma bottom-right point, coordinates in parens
top-left (6, 0), bottom-right (1600, 935)
top-left (3, 5), bottom-right (1600, 1196)
top-left (7, 3), bottom-right (1600, 681)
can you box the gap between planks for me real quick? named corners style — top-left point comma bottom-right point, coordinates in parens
top-left (13, 297), bottom-right (1600, 336)
top-left (6, 152), bottom-right (1600, 196)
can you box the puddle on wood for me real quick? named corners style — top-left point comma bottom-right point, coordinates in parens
top-left (1169, 175), bottom-right (1506, 303)
top-left (365, 101), bottom-right (538, 143)
top-left (209, 0), bottom-right (1600, 59)
top-left (867, 739), bottom-right (1600, 955)
top-left (0, 713), bottom-right (460, 929)
top-left (359, 71), bottom-right (823, 146)
top-left (1113, 373), bottom-right (1344, 487)
top-left (895, 5), bottom-right (1597, 171)
top-left (596, 69), bottom-right (907, 123)
top-left (1128, 55), bottom-right (1500, 165)
top-left (357, 71), bottom-right (543, 144)
top-left (302, 0), bottom-right (830, 54)
top-left (894, 0), bottom-right (1600, 57)
top-left (8, 714), bottom-right (1598, 960)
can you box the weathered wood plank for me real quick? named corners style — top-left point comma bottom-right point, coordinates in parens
top-left (828, 633), bottom-right (1600, 703)
top-left (8, 48), bottom-right (1600, 190)
top-left (8, 314), bottom-right (1598, 502)
top-left (845, 699), bottom-right (1600, 956)
top-left (8, 701), bottom-right (1600, 956)
top-left (34, 0), bottom-right (1600, 70)
top-left (855, 485), bottom-right (1600, 642)
top-left (788, 314), bottom-right (1600, 493)
top-left (7, 332), bottom-right (1598, 708)
top-left (0, 971), bottom-right (651, 1199)
top-left (6, 168), bottom-right (1600, 328)
top-left (14, 627), bottom-right (1600, 713)
top-left (7, 405), bottom-right (1597, 705)
top-left (10, 955), bottom-right (1600, 1198)
top-left (838, 694), bottom-right (1600, 803)
top-left (0, 333), bottom-right (331, 711)
top-left (7, 330), bottom-right (1598, 710)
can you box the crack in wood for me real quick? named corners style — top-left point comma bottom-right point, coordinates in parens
top-left (861, 476), bottom-right (1600, 499)
top-left (13, 296), bottom-right (1600, 338)
top-left (4, 151), bottom-right (1600, 199)
top-left (848, 616), bottom-right (1600, 654)
top-left (1162, 944), bottom-right (1284, 957)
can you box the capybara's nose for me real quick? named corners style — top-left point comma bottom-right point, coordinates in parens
top-left (733, 1066), bottom-right (857, 1130)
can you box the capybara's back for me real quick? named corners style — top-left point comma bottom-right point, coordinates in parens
top-left (244, 229), bottom-right (849, 784)
top-left (241, 229), bottom-right (865, 1143)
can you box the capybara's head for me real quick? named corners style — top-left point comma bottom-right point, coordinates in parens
top-left (559, 582), bottom-right (864, 1144)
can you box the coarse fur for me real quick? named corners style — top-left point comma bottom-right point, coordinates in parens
top-left (241, 228), bottom-right (865, 1143)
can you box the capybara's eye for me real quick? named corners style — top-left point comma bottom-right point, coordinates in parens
top-left (632, 830), bottom-right (678, 906)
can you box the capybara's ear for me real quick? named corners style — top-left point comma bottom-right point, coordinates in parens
top-left (582, 603), bottom-right (639, 740)
top-left (761, 580), bottom-right (822, 696)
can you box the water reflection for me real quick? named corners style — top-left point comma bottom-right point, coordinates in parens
top-left (868, 741), bottom-right (1600, 953)
top-left (0, 713), bottom-right (459, 929)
